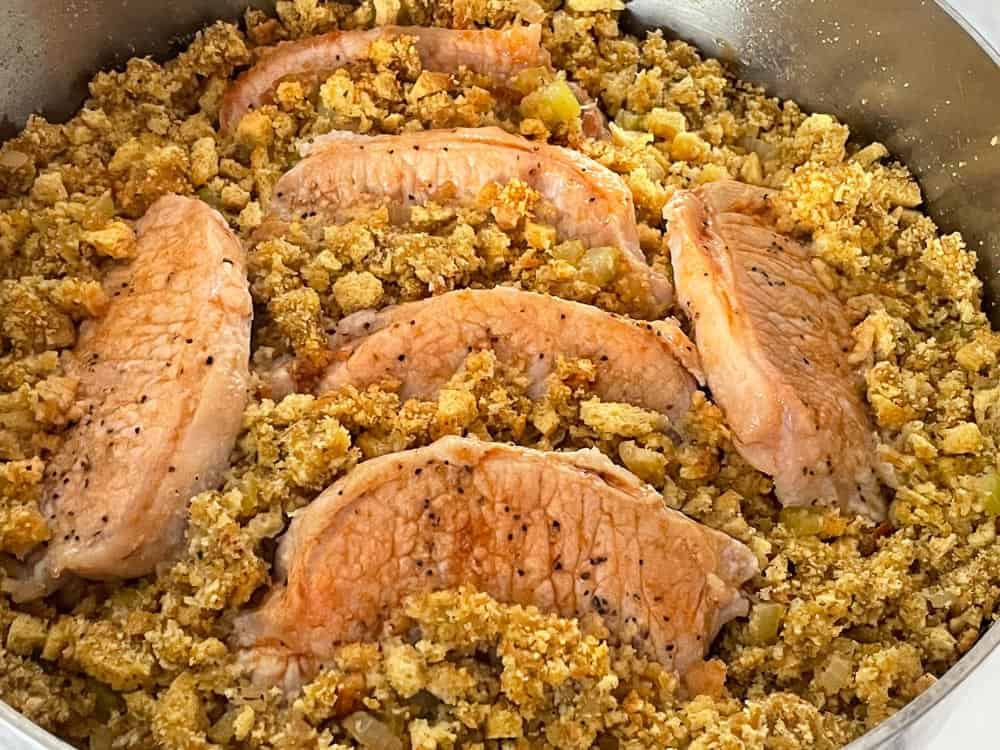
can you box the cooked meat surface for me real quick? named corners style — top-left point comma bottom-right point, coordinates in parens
top-left (665, 180), bottom-right (884, 520)
top-left (263, 127), bottom-right (673, 316)
top-left (222, 25), bottom-right (560, 133)
top-left (318, 288), bottom-right (698, 423)
top-left (235, 436), bottom-right (758, 686)
top-left (5, 196), bottom-right (253, 601)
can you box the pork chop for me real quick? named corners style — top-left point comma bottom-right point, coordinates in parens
top-left (318, 288), bottom-right (698, 423)
top-left (5, 196), bottom-right (253, 600)
top-left (264, 127), bottom-right (673, 317)
top-left (221, 24), bottom-right (604, 136)
top-left (665, 180), bottom-right (884, 520)
top-left (234, 436), bottom-right (758, 688)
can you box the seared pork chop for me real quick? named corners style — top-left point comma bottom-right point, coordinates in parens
top-left (318, 288), bottom-right (698, 423)
top-left (221, 25), bottom-right (603, 136)
top-left (235, 436), bottom-right (758, 688)
top-left (665, 180), bottom-right (884, 520)
top-left (263, 127), bottom-right (672, 316)
top-left (5, 196), bottom-right (252, 600)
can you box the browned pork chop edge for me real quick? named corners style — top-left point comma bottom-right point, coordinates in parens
top-left (318, 287), bottom-right (698, 422)
top-left (666, 180), bottom-right (885, 521)
top-left (260, 127), bottom-right (672, 317)
top-left (4, 195), bottom-right (252, 601)
top-left (221, 24), bottom-right (604, 137)
top-left (234, 436), bottom-right (758, 689)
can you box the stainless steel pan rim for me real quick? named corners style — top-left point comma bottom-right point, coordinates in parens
top-left (937, 0), bottom-right (1000, 68)
top-left (1, 1), bottom-right (999, 748)
top-left (844, 608), bottom-right (1000, 749)
top-left (833, 2), bottom-right (1000, 746)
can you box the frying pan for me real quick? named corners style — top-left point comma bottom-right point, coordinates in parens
top-left (1, 1), bottom-right (998, 747)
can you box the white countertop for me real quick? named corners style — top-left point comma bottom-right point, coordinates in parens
top-left (951, 0), bottom-right (1000, 45)
top-left (929, 7), bottom-right (999, 750)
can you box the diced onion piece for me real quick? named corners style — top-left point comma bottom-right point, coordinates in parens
top-left (779, 507), bottom-right (824, 537)
top-left (815, 653), bottom-right (853, 694)
top-left (980, 471), bottom-right (1000, 517)
top-left (850, 142), bottom-right (889, 166)
top-left (0, 149), bottom-right (30, 169)
top-left (578, 246), bottom-right (618, 286)
top-left (619, 440), bottom-right (666, 486)
top-left (551, 240), bottom-right (585, 264)
top-left (343, 712), bottom-right (403, 750)
top-left (514, 0), bottom-right (546, 23)
top-left (520, 79), bottom-right (581, 128)
top-left (746, 602), bottom-right (785, 645)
